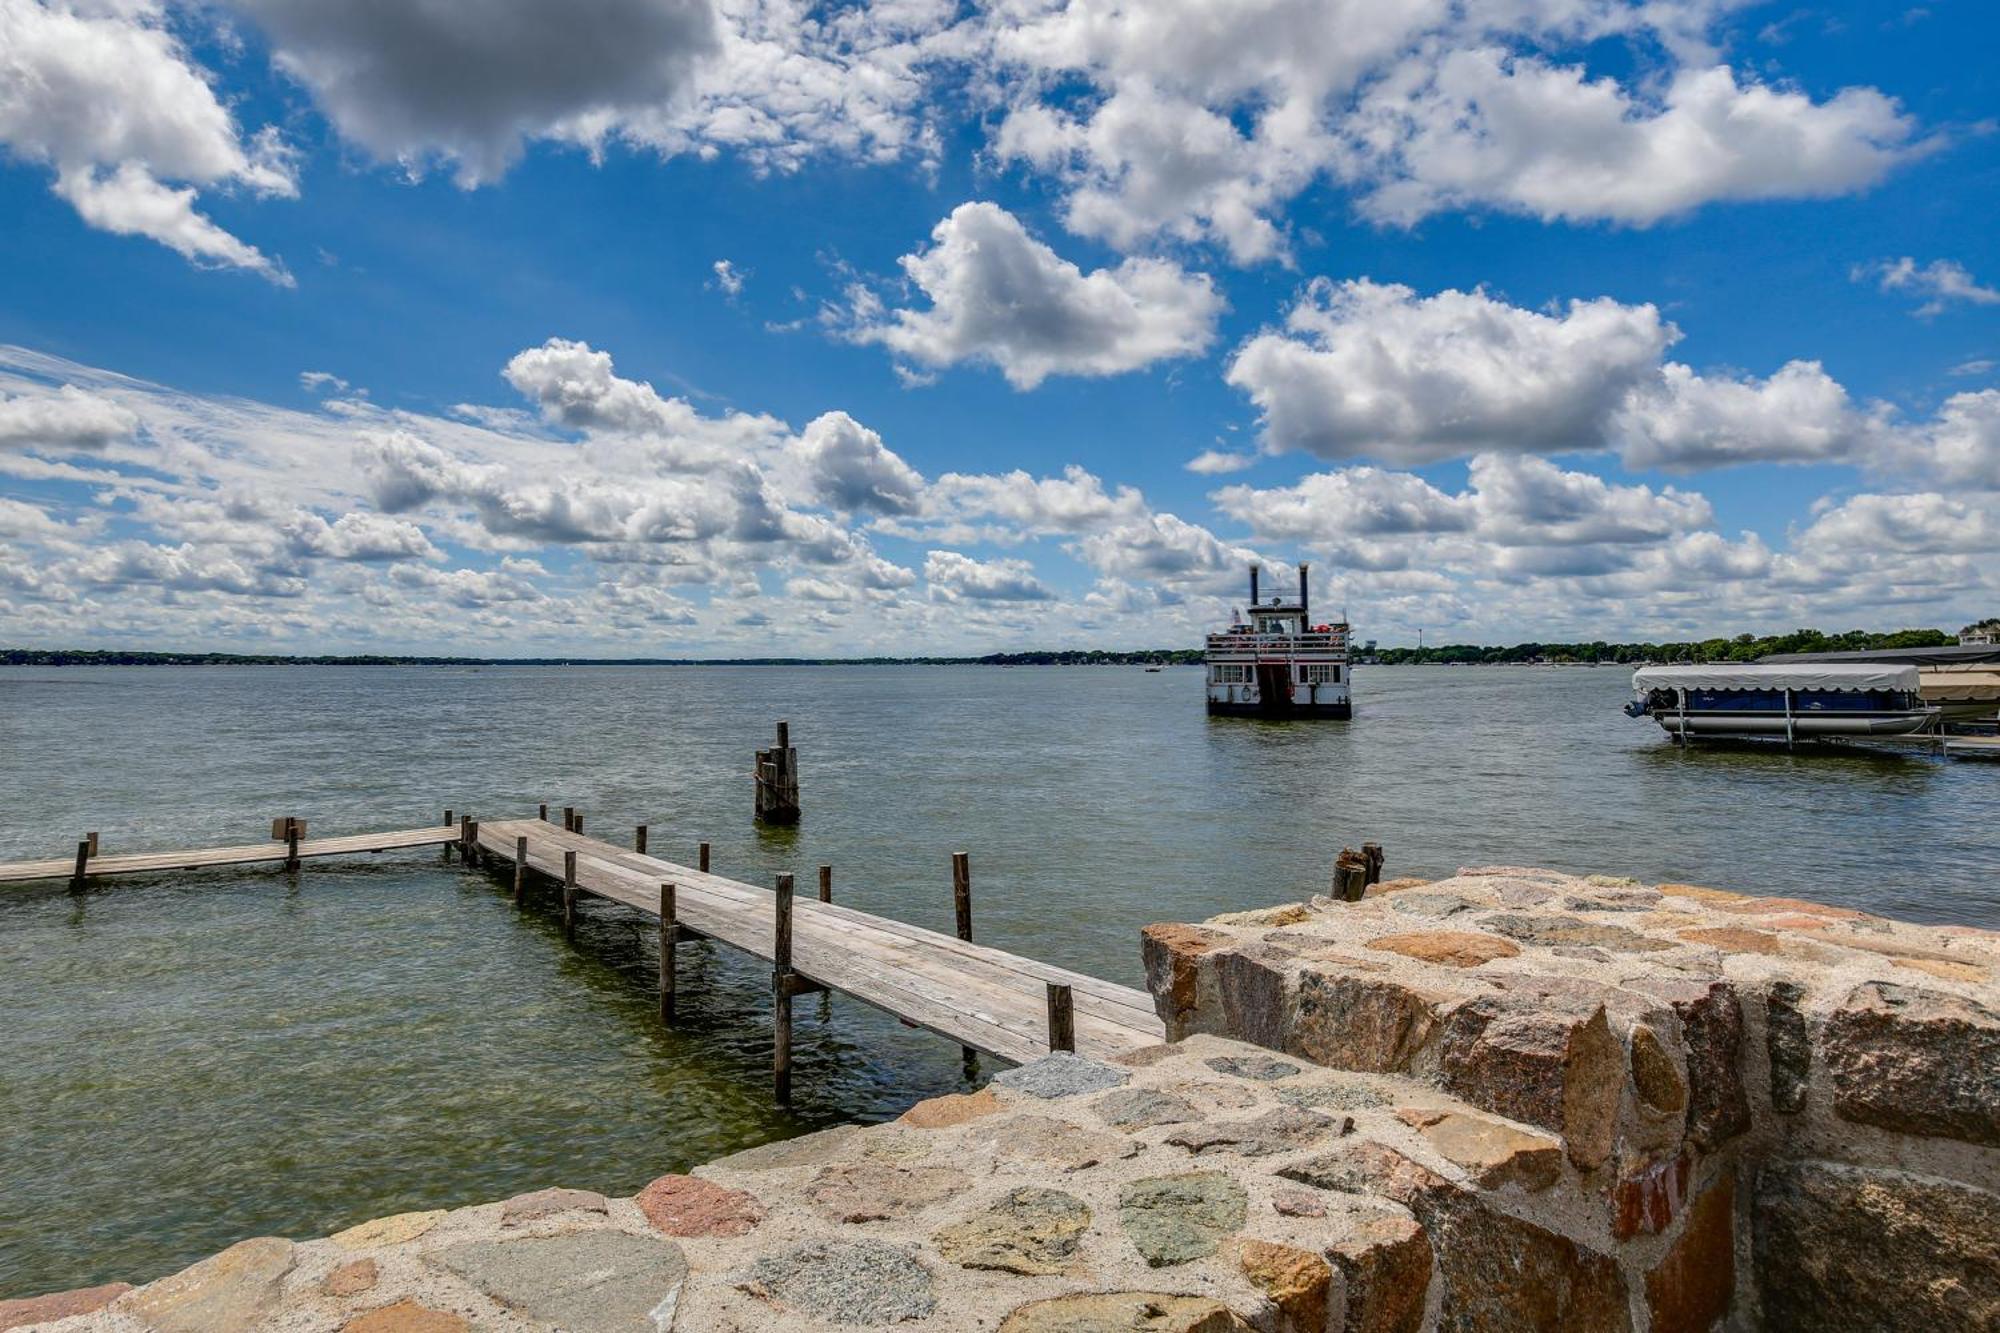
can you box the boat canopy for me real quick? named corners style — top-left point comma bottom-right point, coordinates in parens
top-left (1631, 663), bottom-right (1920, 694)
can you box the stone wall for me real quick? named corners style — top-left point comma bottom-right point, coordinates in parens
top-left (1142, 865), bottom-right (2000, 1331)
top-left (5, 865), bottom-right (1994, 1332)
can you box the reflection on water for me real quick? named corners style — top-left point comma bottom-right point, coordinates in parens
top-left (0, 664), bottom-right (1993, 1296)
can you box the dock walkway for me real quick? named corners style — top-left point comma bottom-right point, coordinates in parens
top-left (474, 819), bottom-right (1163, 1066)
top-left (0, 813), bottom-right (1165, 1078)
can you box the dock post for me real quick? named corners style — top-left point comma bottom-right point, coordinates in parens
top-left (774, 872), bottom-right (796, 1104)
top-left (699, 842), bottom-right (710, 874)
top-left (659, 882), bottom-right (677, 1026)
top-left (952, 852), bottom-right (977, 1071)
top-left (1333, 847), bottom-right (1369, 902)
top-left (754, 721), bottom-right (801, 825)
top-left (69, 838), bottom-right (90, 893)
top-left (466, 819), bottom-right (482, 868)
top-left (573, 812), bottom-right (583, 835)
top-left (443, 809), bottom-right (454, 862)
top-left (818, 864), bottom-right (832, 904)
top-left (1362, 842), bottom-right (1384, 887)
top-left (284, 818), bottom-right (301, 872)
top-left (1046, 982), bottom-right (1076, 1053)
top-left (513, 836), bottom-right (528, 907)
top-left (635, 824), bottom-right (648, 855)
top-left (86, 832), bottom-right (99, 857)
top-left (562, 806), bottom-right (575, 833)
top-left (563, 851), bottom-right (578, 940)
top-left (538, 803), bottom-right (548, 823)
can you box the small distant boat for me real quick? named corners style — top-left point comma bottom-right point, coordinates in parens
top-left (1144, 666), bottom-right (1163, 673)
top-left (1625, 664), bottom-right (1940, 743)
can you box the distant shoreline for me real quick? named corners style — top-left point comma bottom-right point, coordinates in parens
top-left (0, 627), bottom-right (1957, 669)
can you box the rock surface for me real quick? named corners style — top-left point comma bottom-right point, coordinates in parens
top-left (435, 1232), bottom-right (688, 1333)
top-left (635, 1173), bottom-right (765, 1237)
top-left (1118, 1172), bottom-right (1247, 1266)
top-left (1823, 981), bottom-right (2000, 1145)
top-left (738, 1239), bottom-right (936, 1325)
top-left (932, 1187), bottom-right (1090, 1275)
top-left (120, 1236), bottom-right (294, 1332)
top-left (0, 1282), bottom-right (131, 1331)
top-left (994, 1052), bottom-right (1130, 1099)
top-left (998, 1292), bottom-right (1251, 1332)
top-left (1753, 1160), bottom-right (2000, 1332)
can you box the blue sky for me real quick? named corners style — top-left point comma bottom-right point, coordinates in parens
top-left (0, 0), bottom-right (1995, 654)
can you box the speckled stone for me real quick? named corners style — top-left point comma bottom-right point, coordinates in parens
top-left (1167, 1106), bottom-right (1348, 1157)
top-left (122, 1237), bottom-right (295, 1332)
top-left (1204, 1054), bottom-right (1301, 1081)
top-left (320, 1259), bottom-right (378, 1298)
top-left (1277, 1082), bottom-right (1391, 1112)
top-left (1093, 1086), bottom-right (1202, 1130)
top-left (636, 1173), bottom-right (765, 1237)
top-left (1119, 1172), bottom-right (1248, 1267)
top-left (340, 1299), bottom-right (470, 1333)
top-left (994, 1052), bottom-right (1130, 1098)
top-left (738, 1239), bottom-right (936, 1325)
top-left (933, 1187), bottom-right (1091, 1275)
top-left (0, 1282), bottom-right (132, 1331)
top-left (331, 1210), bottom-right (446, 1251)
top-left (434, 1231), bottom-right (687, 1333)
top-left (500, 1186), bottom-right (609, 1226)
top-left (805, 1160), bottom-right (969, 1222)
top-left (998, 1292), bottom-right (1253, 1332)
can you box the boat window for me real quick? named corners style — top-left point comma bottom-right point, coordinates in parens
top-left (1300, 663), bottom-right (1340, 685)
top-left (1211, 664), bottom-right (1250, 685)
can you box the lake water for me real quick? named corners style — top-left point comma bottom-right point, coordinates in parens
top-left (1, 663), bottom-right (1993, 1297)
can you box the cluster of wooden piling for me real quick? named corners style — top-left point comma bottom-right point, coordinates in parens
top-left (754, 721), bottom-right (801, 825)
top-left (1331, 842), bottom-right (1386, 901)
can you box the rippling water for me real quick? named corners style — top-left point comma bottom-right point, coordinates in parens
top-left (1, 663), bottom-right (1993, 1296)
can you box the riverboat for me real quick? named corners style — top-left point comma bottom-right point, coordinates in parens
top-left (1624, 663), bottom-right (1940, 742)
top-left (1206, 563), bottom-right (1351, 718)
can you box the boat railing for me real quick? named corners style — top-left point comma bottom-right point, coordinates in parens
top-left (1206, 632), bottom-right (1348, 653)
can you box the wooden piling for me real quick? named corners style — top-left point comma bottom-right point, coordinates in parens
top-left (1362, 842), bottom-right (1385, 887)
top-left (443, 809), bottom-right (454, 861)
top-left (774, 872), bottom-right (796, 1104)
top-left (513, 835), bottom-right (528, 907)
top-left (1046, 982), bottom-right (1076, 1053)
top-left (754, 721), bottom-right (801, 825)
top-left (563, 850), bottom-right (578, 940)
top-left (658, 882), bottom-right (677, 1026)
top-left (635, 824), bottom-right (648, 855)
top-left (284, 818), bottom-right (301, 872)
top-left (85, 832), bottom-right (99, 857)
top-left (538, 803), bottom-right (548, 823)
top-left (464, 819), bottom-right (480, 868)
top-left (699, 842), bottom-right (710, 874)
top-left (951, 851), bottom-right (976, 1067)
top-left (1333, 847), bottom-right (1369, 902)
top-left (818, 864), bottom-right (832, 904)
top-left (562, 806), bottom-right (574, 833)
top-left (573, 812), bottom-right (583, 836)
top-left (69, 838), bottom-right (90, 893)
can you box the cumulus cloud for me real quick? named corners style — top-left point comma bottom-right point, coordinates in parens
top-left (0, 383), bottom-right (140, 452)
top-left (1185, 449), bottom-right (1257, 475)
top-left (1225, 278), bottom-right (1937, 473)
top-left (844, 203), bottom-right (1223, 389)
top-left (711, 258), bottom-right (745, 296)
top-left (1349, 54), bottom-right (1919, 227)
top-left (789, 411), bottom-right (925, 514)
top-left (230, 0), bottom-right (717, 185)
top-left (0, 0), bottom-right (295, 276)
top-left (924, 549), bottom-right (1054, 601)
top-left (1858, 257), bottom-right (2000, 318)
top-left (1226, 278), bottom-right (1672, 463)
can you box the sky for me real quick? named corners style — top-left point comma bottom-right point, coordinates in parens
top-left (0, 0), bottom-right (1996, 656)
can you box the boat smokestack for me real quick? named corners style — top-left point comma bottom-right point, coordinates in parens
top-left (1298, 562), bottom-right (1310, 623)
top-left (1249, 563), bottom-right (1260, 605)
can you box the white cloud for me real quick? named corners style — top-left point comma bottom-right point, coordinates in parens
top-left (1615, 360), bottom-right (1889, 471)
top-left (924, 549), bottom-right (1054, 601)
top-left (844, 202), bottom-right (1223, 389)
top-left (1894, 390), bottom-right (2000, 491)
top-left (1226, 278), bottom-right (1672, 463)
top-left (711, 258), bottom-right (745, 297)
top-left (0, 0), bottom-right (294, 275)
top-left (789, 411), bottom-right (925, 515)
top-left (1859, 257), bottom-right (2000, 317)
top-left (300, 371), bottom-right (350, 394)
top-left (1185, 449), bottom-right (1257, 475)
top-left (0, 384), bottom-right (140, 451)
top-left (1949, 359), bottom-right (1996, 378)
top-left (1349, 54), bottom-right (1918, 228)
top-left (1795, 491), bottom-right (2000, 556)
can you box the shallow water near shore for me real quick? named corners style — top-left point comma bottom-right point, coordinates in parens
top-left (1, 662), bottom-right (1994, 1297)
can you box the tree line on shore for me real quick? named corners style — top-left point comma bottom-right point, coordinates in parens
top-left (0, 627), bottom-right (1971, 669)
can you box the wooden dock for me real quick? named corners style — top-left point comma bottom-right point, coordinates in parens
top-left (1945, 735), bottom-right (2000, 762)
top-left (470, 818), bottom-right (1164, 1067)
top-left (0, 822), bottom-right (457, 884)
top-left (0, 808), bottom-right (1165, 1093)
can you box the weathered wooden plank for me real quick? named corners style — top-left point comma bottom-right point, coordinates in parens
top-left (0, 825), bottom-right (461, 883)
top-left (473, 819), bottom-right (1163, 1062)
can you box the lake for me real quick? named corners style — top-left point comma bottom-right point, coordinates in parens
top-left (1, 663), bottom-right (1993, 1296)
